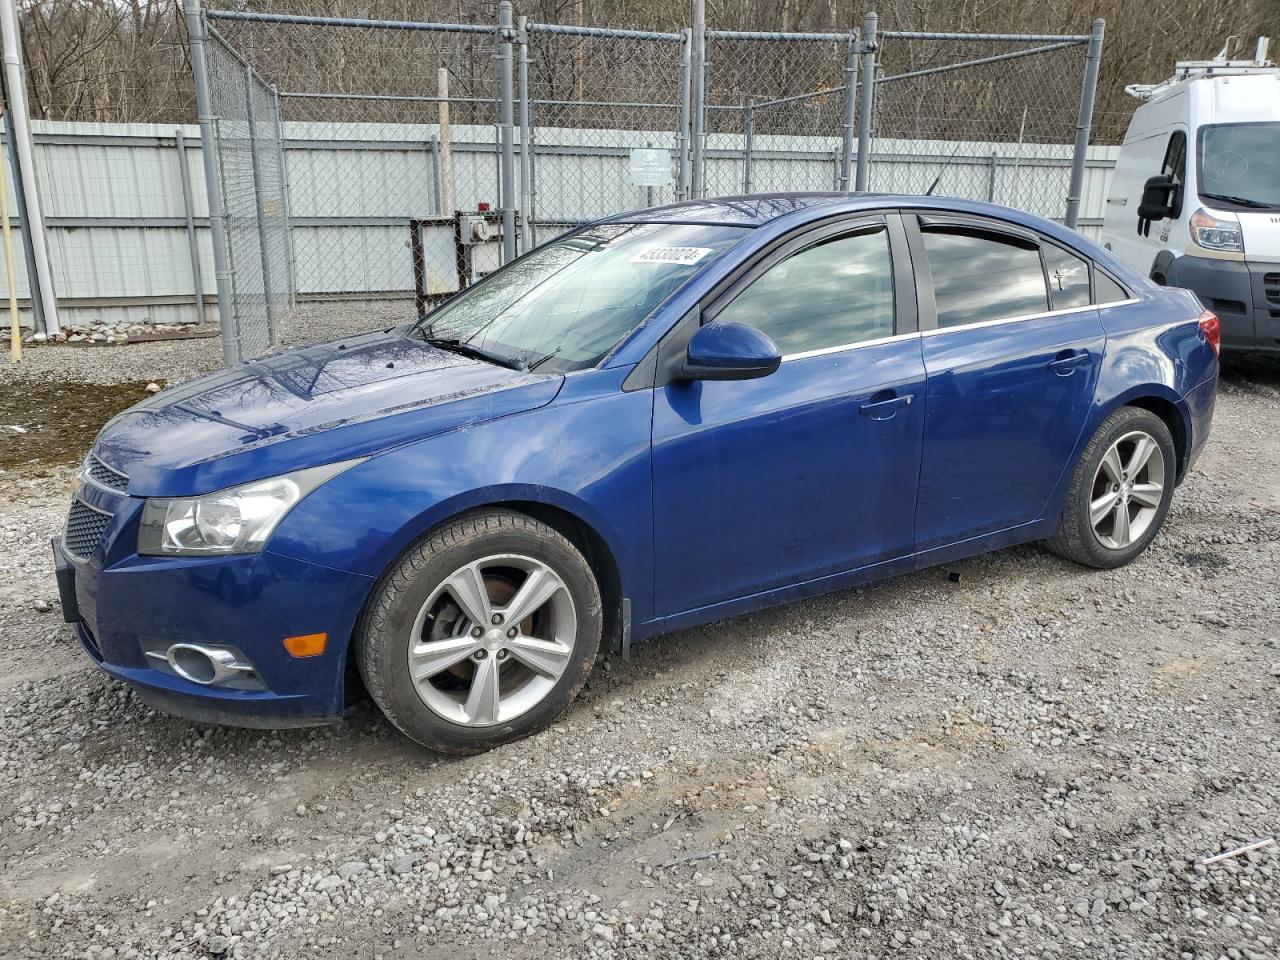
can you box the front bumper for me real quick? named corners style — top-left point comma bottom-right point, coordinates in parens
top-left (1168, 255), bottom-right (1280, 353)
top-left (53, 498), bottom-right (375, 728)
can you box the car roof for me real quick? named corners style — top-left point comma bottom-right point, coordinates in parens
top-left (604, 192), bottom-right (1053, 232)
top-left (601, 192), bottom-right (1147, 293)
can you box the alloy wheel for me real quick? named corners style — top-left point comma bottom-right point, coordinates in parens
top-left (1088, 429), bottom-right (1166, 550)
top-left (407, 554), bottom-right (576, 727)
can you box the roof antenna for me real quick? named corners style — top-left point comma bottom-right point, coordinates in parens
top-left (925, 142), bottom-right (965, 197)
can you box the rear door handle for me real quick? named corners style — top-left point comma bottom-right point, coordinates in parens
top-left (859, 393), bottom-right (913, 420)
top-left (1049, 350), bottom-right (1090, 376)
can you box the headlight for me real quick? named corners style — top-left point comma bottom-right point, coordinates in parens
top-left (1189, 208), bottom-right (1243, 253)
top-left (137, 459), bottom-right (362, 556)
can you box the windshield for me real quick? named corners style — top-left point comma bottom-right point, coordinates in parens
top-left (1198, 122), bottom-right (1280, 210)
top-left (413, 221), bottom-right (748, 372)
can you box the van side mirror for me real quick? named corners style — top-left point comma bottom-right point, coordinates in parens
top-left (1137, 174), bottom-right (1179, 224)
top-left (681, 322), bottom-right (781, 381)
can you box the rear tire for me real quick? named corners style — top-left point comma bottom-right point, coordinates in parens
top-left (1046, 407), bottom-right (1176, 569)
top-left (357, 510), bottom-right (602, 754)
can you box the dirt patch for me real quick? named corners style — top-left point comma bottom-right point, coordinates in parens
top-left (0, 379), bottom-right (160, 472)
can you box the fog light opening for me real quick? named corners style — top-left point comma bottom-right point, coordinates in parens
top-left (168, 644), bottom-right (218, 684)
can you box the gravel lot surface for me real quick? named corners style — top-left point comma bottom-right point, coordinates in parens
top-left (1, 310), bottom-right (1278, 960)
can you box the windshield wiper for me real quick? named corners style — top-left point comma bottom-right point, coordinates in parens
top-left (1200, 192), bottom-right (1274, 209)
top-left (421, 334), bottom-right (526, 371)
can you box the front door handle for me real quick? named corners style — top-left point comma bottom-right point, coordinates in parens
top-left (859, 392), bottom-right (913, 421)
top-left (1049, 350), bottom-right (1090, 376)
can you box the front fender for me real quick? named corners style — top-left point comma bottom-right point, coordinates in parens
top-left (267, 367), bottom-right (656, 622)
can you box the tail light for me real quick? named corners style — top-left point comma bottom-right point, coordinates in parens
top-left (1198, 309), bottom-right (1221, 356)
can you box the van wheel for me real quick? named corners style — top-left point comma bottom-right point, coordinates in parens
top-left (357, 510), bottom-right (602, 754)
top-left (1045, 407), bottom-right (1176, 569)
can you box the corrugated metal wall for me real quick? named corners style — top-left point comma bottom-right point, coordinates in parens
top-left (0, 119), bottom-right (1119, 330)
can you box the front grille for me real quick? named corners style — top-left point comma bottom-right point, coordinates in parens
top-left (86, 454), bottom-right (128, 492)
top-left (64, 499), bottom-right (111, 562)
top-left (1264, 273), bottom-right (1280, 306)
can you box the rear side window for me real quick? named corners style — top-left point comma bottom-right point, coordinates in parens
top-left (1094, 271), bottom-right (1129, 305)
top-left (716, 227), bottom-right (894, 355)
top-left (923, 229), bottom-right (1049, 328)
top-left (1042, 244), bottom-right (1091, 311)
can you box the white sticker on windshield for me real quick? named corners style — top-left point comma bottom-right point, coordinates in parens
top-left (629, 246), bottom-right (713, 266)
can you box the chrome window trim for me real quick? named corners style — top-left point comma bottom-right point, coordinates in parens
top-left (779, 297), bottom-right (1141, 359)
top-left (920, 298), bottom-right (1140, 339)
top-left (781, 330), bottom-right (917, 363)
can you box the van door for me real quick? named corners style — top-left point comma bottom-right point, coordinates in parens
top-left (1104, 127), bottom-right (1187, 278)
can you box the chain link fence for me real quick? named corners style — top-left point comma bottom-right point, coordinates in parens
top-left (190, 2), bottom-right (1102, 364)
top-left (703, 31), bottom-right (860, 198)
top-left (205, 29), bottom-right (290, 359)
top-left (521, 23), bottom-right (687, 250)
top-left (868, 31), bottom-right (1094, 221)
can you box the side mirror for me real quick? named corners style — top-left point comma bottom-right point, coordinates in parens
top-left (682, 321), bottom-right (781, 381)
top-left (1137, 174), bottom-right (1179, 223)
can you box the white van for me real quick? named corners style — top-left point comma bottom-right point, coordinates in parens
top-left (1100, 39), bottom-right (1280, 353)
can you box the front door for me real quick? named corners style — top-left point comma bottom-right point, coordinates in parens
top-left (907, 215), bottom-right (1106, 550)
top-left (651, 216), bottom-right (926, 617)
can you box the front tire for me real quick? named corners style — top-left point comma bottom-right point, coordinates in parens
top-left (1046, 407), bottom-right (1176, 569)
top-left (357, 510), bottom-right (602, 754)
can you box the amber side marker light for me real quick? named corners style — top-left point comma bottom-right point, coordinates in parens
top-left (283, 632), bottom-right (328, 658)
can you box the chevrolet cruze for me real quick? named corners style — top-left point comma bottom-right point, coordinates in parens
top-left (54, 194), bottom-right (1219, 753)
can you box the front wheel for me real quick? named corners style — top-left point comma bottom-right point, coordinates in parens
top-left (357, 510), bottom-right (602, 754)
top-left (1046, 407), bottom-right (1177, 569)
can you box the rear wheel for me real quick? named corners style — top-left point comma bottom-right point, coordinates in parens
top-left (357, 510), bottom-right (601, 753)
top-left (1046, 407), bottom-right (1176, 569)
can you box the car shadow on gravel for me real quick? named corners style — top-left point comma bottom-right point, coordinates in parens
top-left (1219, 352), bottom-right (1280, 391)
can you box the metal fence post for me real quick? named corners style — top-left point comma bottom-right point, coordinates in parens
top-left (838, 29), bottom-right (860, 190)
top-left (1, 102), bottom-right (43, 330)
top-left (0, 0), bottom-right (58, 335)
top-left (271, 83), bottom-right (297, 307)
top-left (690, 0), bottom-right (707, 198)
top-left (854, 10), bottom-right (878, 192)
top-left (742, 100), bottom-right (754, 193)
top-left (1064, 18), bottom-right (1104, 230)
top-left (174, 130), bottom-right (206, 322)
top-left (185, 0), bottom-right (238, 365)
top-left (676, 28), bottom-right (692, 200)
top-left (496, 1), bottom-right (517, 264)
top-left (516, 15), bottom-right (534, 253)
top-left (242, 64), bottom-right (276, 344)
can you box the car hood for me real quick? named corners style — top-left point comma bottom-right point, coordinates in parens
top-left (95, 328), bottom-right (563, 497)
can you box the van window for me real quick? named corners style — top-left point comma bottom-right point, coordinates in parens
top-left (1162, 132), bottom-right (1186, 182)
top-left (1160, 131), bottom-right (1186, 218)
top-left (923, 229), bottom-right (1049, 328)
top-left (1198, 123), bottom-right (1280, 210)
top-left (1041, 244), bottom-right (1091, 311)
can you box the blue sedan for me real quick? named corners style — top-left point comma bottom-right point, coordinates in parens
top-left (53, 194), bottom-right (1220, 753)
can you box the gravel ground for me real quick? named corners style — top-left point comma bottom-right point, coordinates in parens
top-left (1, 311), bottom-right (1278, 960)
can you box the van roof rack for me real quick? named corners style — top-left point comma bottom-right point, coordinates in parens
top-left (1126, 36), bottom-right (1275, 100)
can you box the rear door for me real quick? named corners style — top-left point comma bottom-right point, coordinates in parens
top-left (907, 214), bottom-right (1107, 550)
top-left (650, 214), bottom-right (926, 616)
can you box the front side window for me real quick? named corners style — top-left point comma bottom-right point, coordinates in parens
top-left (416, 221), bottom-right (749, 371)
top-left (923, 229), bottom-right (1049, 328)
top-left (1198, 122), bottom-right (1280, 210)
top-left (1162, 131), bottom-right (1187, 183)
top-left (1042, 244), bottom-right (1092, 311)
top-left (714, 227), bottom-right (894, 355)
